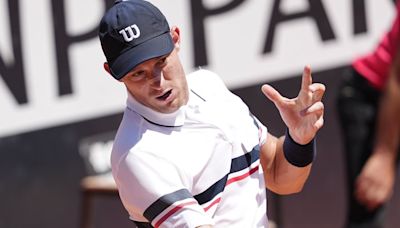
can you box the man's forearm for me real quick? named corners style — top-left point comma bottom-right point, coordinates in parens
top-left (373, 53), bottom-right (400, 159)
top-left (261, 134), bottom-right (312, 195)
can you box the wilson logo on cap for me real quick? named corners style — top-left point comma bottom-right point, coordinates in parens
top-left (119, 24), bottom-right (141, 42)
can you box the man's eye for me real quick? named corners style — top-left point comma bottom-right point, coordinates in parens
top-left (133, 71), bottom-right (145, 77)
top-left (128, 70), bottom-right (145, 81)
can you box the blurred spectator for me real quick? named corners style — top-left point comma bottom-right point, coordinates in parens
top-left (336, 1), bottom-right (400, 227)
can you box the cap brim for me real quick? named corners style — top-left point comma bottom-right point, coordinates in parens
top-left (109, 32), bottom-right (174, 80)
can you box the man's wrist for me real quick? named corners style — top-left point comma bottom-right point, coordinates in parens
top-left (283, 129), bottom-right (316, 167)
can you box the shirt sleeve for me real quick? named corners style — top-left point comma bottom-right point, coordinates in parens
top-left (112, 149), bottom-right (214, 228)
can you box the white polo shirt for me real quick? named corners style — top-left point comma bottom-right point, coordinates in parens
top-left (111, 69), bottom-right (269, 228)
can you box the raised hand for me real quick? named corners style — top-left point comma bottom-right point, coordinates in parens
top-left (261, 65), bottom-right (325, 144)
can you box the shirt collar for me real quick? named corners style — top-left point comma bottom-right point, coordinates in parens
top-left (126, 91), bottom-right (186, 127)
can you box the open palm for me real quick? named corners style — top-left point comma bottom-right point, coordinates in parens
top-left (261, 66), bottom-right (325, 144)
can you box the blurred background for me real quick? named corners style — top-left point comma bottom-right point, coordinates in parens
top-left (0, 0), bottom-right (399, 227)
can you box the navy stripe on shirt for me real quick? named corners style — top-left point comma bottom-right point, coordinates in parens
top-left (143, 146), bottom-right (260, 224)
top-left (143, 189), bottom-right (193, 222)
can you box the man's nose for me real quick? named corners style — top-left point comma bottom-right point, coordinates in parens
top-left (149, 68), bottom-right (163, 87)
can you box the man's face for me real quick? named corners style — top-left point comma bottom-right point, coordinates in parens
top-left (120, 47), bottom-right (189, 113)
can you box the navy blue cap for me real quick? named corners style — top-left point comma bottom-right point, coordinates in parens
top-left (99, 0), bottom-right (174, 80)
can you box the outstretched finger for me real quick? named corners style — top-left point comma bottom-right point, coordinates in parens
top-left (261, 84), bottom-right (284, 106)
top-left (301, 65), bottom-right (312, 91)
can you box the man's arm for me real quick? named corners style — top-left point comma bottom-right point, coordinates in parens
top-left (354, 47), bottom-right (400, 210)
top-left (260, 133), bottom-right (312, 194)
top-left (260, 66), bottom-right (325, 194)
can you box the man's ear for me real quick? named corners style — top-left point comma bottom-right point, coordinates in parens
top-left (103, 62), bottom-right (111, 74)
top-left (103, 62), bottom-right (112, 76)
top-left (104, 62), bottom-right (125, 82)
top-left (170, 26), bottom-right (181, 50)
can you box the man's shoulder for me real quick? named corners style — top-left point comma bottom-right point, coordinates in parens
top-left (187, 68), bottom-right (223, 82)
top-left (187, 69), bottom-right (228, 94)
top-left (187, 68), bottom-right (218, 77)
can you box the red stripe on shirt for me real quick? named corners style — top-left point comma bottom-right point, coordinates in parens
top-left (154, 201), bottom-right (198, 228)
top-left (203, 197), bottom-right (221, 212)
top-left (155, 165), bottom-right (260, 226)
top-left (203, 166), bottom-right (259, 212)
top-left (225, 166), bottom-right (259, 186)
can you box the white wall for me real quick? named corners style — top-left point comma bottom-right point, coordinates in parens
top-left (0, 0), bottom-right (395, 137)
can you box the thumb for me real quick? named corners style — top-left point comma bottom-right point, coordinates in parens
top-left (261, 84), bottom-right (283, 105)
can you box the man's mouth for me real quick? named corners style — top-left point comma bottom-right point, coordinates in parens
top-left (156, 90), bottom-right (172, 101)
